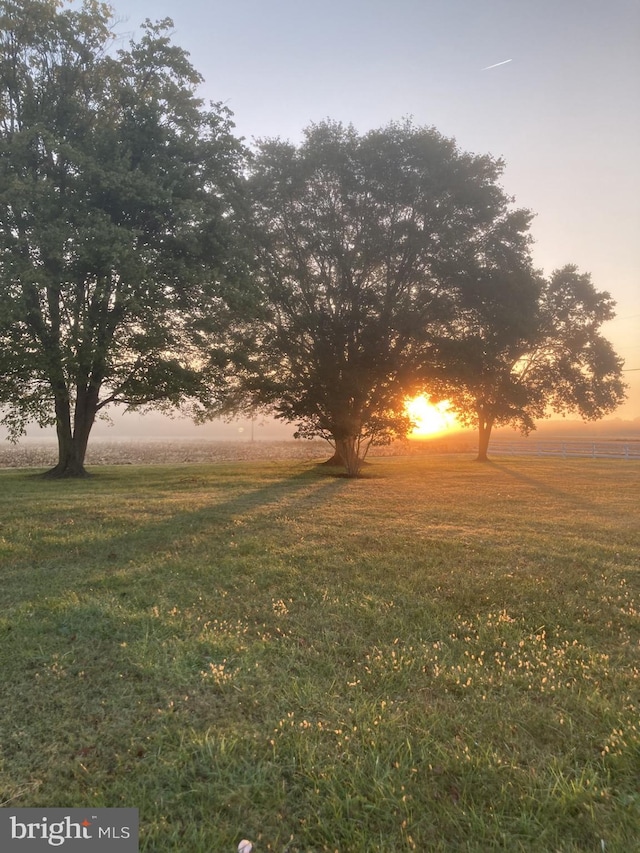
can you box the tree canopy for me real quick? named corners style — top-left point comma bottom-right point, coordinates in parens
top-left (242, 119), bottom-right (535, 475)
top-left (0, 5), bottom-right (627, 476)
top-left (0, 0), bottom-right (247, 475)
top-left (441, 265), bottom-right (627, 460)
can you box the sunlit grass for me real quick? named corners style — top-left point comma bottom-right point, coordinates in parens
top-left (1, 457), bottom-right (638, 851)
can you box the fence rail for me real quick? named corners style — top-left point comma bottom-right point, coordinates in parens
top-left (489, 439), bottom-right (640, 460)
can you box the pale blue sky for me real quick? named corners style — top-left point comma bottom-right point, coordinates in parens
top-left (5, 0), bottom-right (637, 445)
top-left (98, 2), bottom-right (640, 423)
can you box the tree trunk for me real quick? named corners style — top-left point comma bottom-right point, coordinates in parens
top-left (476, 412), bottom-right (494, 462)
top-left (321, 448), bottom-right (345, 467)
top-left (43, 387), bottom-right (98, 478)
top-left (335, 436), bottom-right (363, 478)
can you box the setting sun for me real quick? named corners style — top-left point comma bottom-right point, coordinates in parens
top-left (405, 395), bottom-right (459, 437)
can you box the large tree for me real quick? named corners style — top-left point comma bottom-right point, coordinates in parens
top-left (244, 120), bottom-right (534, 476)
top-left (0, 0), bottom-right (246, 476)
top-left (441, 265), bottom-right (627, 460)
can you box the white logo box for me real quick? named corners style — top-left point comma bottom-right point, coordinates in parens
top-left (0, 809), bottom-right (138, 851)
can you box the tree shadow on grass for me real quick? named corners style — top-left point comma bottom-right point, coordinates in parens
top-left (485, 459), bottom-right (619, 519)
top-left (1, 465), bottom-right (350, 602)
top-left (0, 465), bottom-right (358, 806)
top-left (315, 470), bottom-right (384, 480)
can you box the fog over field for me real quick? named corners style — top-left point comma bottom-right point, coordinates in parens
top-left (4, 409), bottom-right (639, 445)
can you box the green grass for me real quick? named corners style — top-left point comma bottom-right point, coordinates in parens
top-left (1, 456), bottom-right (639, 852)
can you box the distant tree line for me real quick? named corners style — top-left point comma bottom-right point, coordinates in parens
top-left (0, 0), bottom-right (627, 477)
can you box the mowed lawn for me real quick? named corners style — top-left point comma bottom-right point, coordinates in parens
top-left (0, 456), bottom-right (638, 852)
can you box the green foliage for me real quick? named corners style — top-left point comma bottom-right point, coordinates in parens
top-left (1, 457), bottom-right (639, 850)
top-left (0, 4), bottom-right (627, 478)
top-left (534, 266), bottom-right (626, 418)
top-left (0, 0), bottom-right (248, 472)
top-left (442, 265), bottom-right (627, 458)
top-left (244, 120), bottom-right (531, 474)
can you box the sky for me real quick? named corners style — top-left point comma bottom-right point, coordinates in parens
top-left (9, 0), bottom-right (640, 442)
top-left (110, 0), bottom-right (640, 421)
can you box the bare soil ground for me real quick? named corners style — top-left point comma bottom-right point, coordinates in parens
top-left (0, 436), bottom-right (477, 469)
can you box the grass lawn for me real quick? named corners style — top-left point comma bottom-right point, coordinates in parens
top-left (0, 455), bottom-right (638, 851)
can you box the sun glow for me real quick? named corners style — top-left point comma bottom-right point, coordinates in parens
top-left (405, 395), bottom-right (459, 437)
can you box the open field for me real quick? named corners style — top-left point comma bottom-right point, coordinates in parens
top-left (0, 436), bottom-right (477, 469)
top-left (1, 456), bottom-right (639, 851)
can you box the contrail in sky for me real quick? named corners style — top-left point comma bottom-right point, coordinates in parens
top-left (482, 59), bottom-right (513, 70)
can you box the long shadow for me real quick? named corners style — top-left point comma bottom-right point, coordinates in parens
top-left (486, 459), bottom-right (628, 522)
top-left (1, 467), bottom-right (352, 749)
top-left (2, 466), bottom-right (349, 600)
